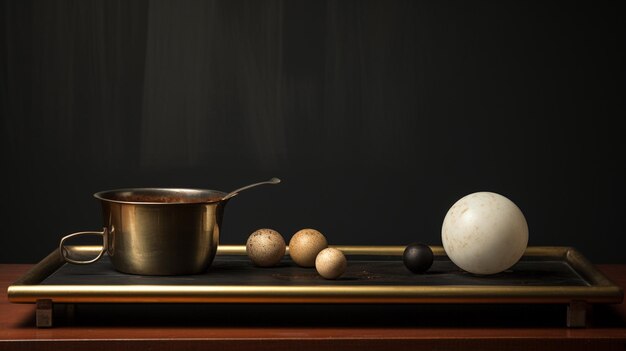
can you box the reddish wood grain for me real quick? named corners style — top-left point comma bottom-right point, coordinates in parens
top-left (1, 264), bottom-right (625, 351)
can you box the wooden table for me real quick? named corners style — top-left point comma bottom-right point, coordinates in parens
top-left (2, 264), bottom-right (626, 351)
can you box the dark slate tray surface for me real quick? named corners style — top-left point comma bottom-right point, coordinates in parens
top-left (41, 255), bottom-right (589, 287)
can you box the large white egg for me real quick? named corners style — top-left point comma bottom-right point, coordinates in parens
top-left (441, 192), bottom-right (528, 275)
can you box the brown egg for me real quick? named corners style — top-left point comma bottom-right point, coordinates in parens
top-left (315, 248), bottom-right (347, 279)
top-left (288, 228), bottom-right (328, 267)
top-left (246, 229), bottom-right (286, 267)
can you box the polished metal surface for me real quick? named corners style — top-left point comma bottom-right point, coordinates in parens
top-left (102, 190), bottom-right (226, 275)
top-left (9, 246), bottom-right (624, 305)
top-left (57, 178), bottom-right (281, 275)
top-left (61, 188), bottom-right (228, 275)
top-left (59, 229), bottom-right (108, 265)
top-left (221, 177), bottom-right (281, 201)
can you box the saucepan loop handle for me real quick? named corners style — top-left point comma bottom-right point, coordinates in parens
top-left (59, 228), bottom-right (108, 264)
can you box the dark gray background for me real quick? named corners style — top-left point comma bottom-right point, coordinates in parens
top-left (1, 0), bottom-right (624, 263)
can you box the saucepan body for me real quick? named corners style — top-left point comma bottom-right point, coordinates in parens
top-left (59, 188), bottom-right (228, 275)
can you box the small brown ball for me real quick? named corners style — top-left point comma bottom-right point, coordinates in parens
top-left (246, 229), bottom-right (286, 267)
top-left (315, 248), bottom-right (347, 279)
top-left (288, 228), bottom-right (328, 267)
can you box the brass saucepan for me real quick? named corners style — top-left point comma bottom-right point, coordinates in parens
top-left (58, 178), bottom-right (280, 275)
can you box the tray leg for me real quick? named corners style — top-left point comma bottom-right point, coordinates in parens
top-left (36, 299), bottom-right (53, 328)
top-left (567, 300), bottom-right (588, 328)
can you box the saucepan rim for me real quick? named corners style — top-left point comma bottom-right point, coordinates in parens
top-left (93, 187), bottom-right (227, 205)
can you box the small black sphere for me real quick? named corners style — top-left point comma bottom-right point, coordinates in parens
top-left (403, 243), bottom-right (434, 273)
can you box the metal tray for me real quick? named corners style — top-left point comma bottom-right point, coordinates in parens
top-left (8, 245), bottom-right (623, 327)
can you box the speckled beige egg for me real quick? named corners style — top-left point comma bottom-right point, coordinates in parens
top-left (315, 248), bottom-right (347, 279)
top-left (288, 228), bottom-right (328, 267)
top-left (246, 229), bottom-right (286, 267)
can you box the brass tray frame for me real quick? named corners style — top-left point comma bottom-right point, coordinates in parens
top-left (7, 245), bottom-right (623, 328)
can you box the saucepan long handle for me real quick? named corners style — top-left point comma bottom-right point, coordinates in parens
top-left (59, 228), bottom-right (108, 264)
